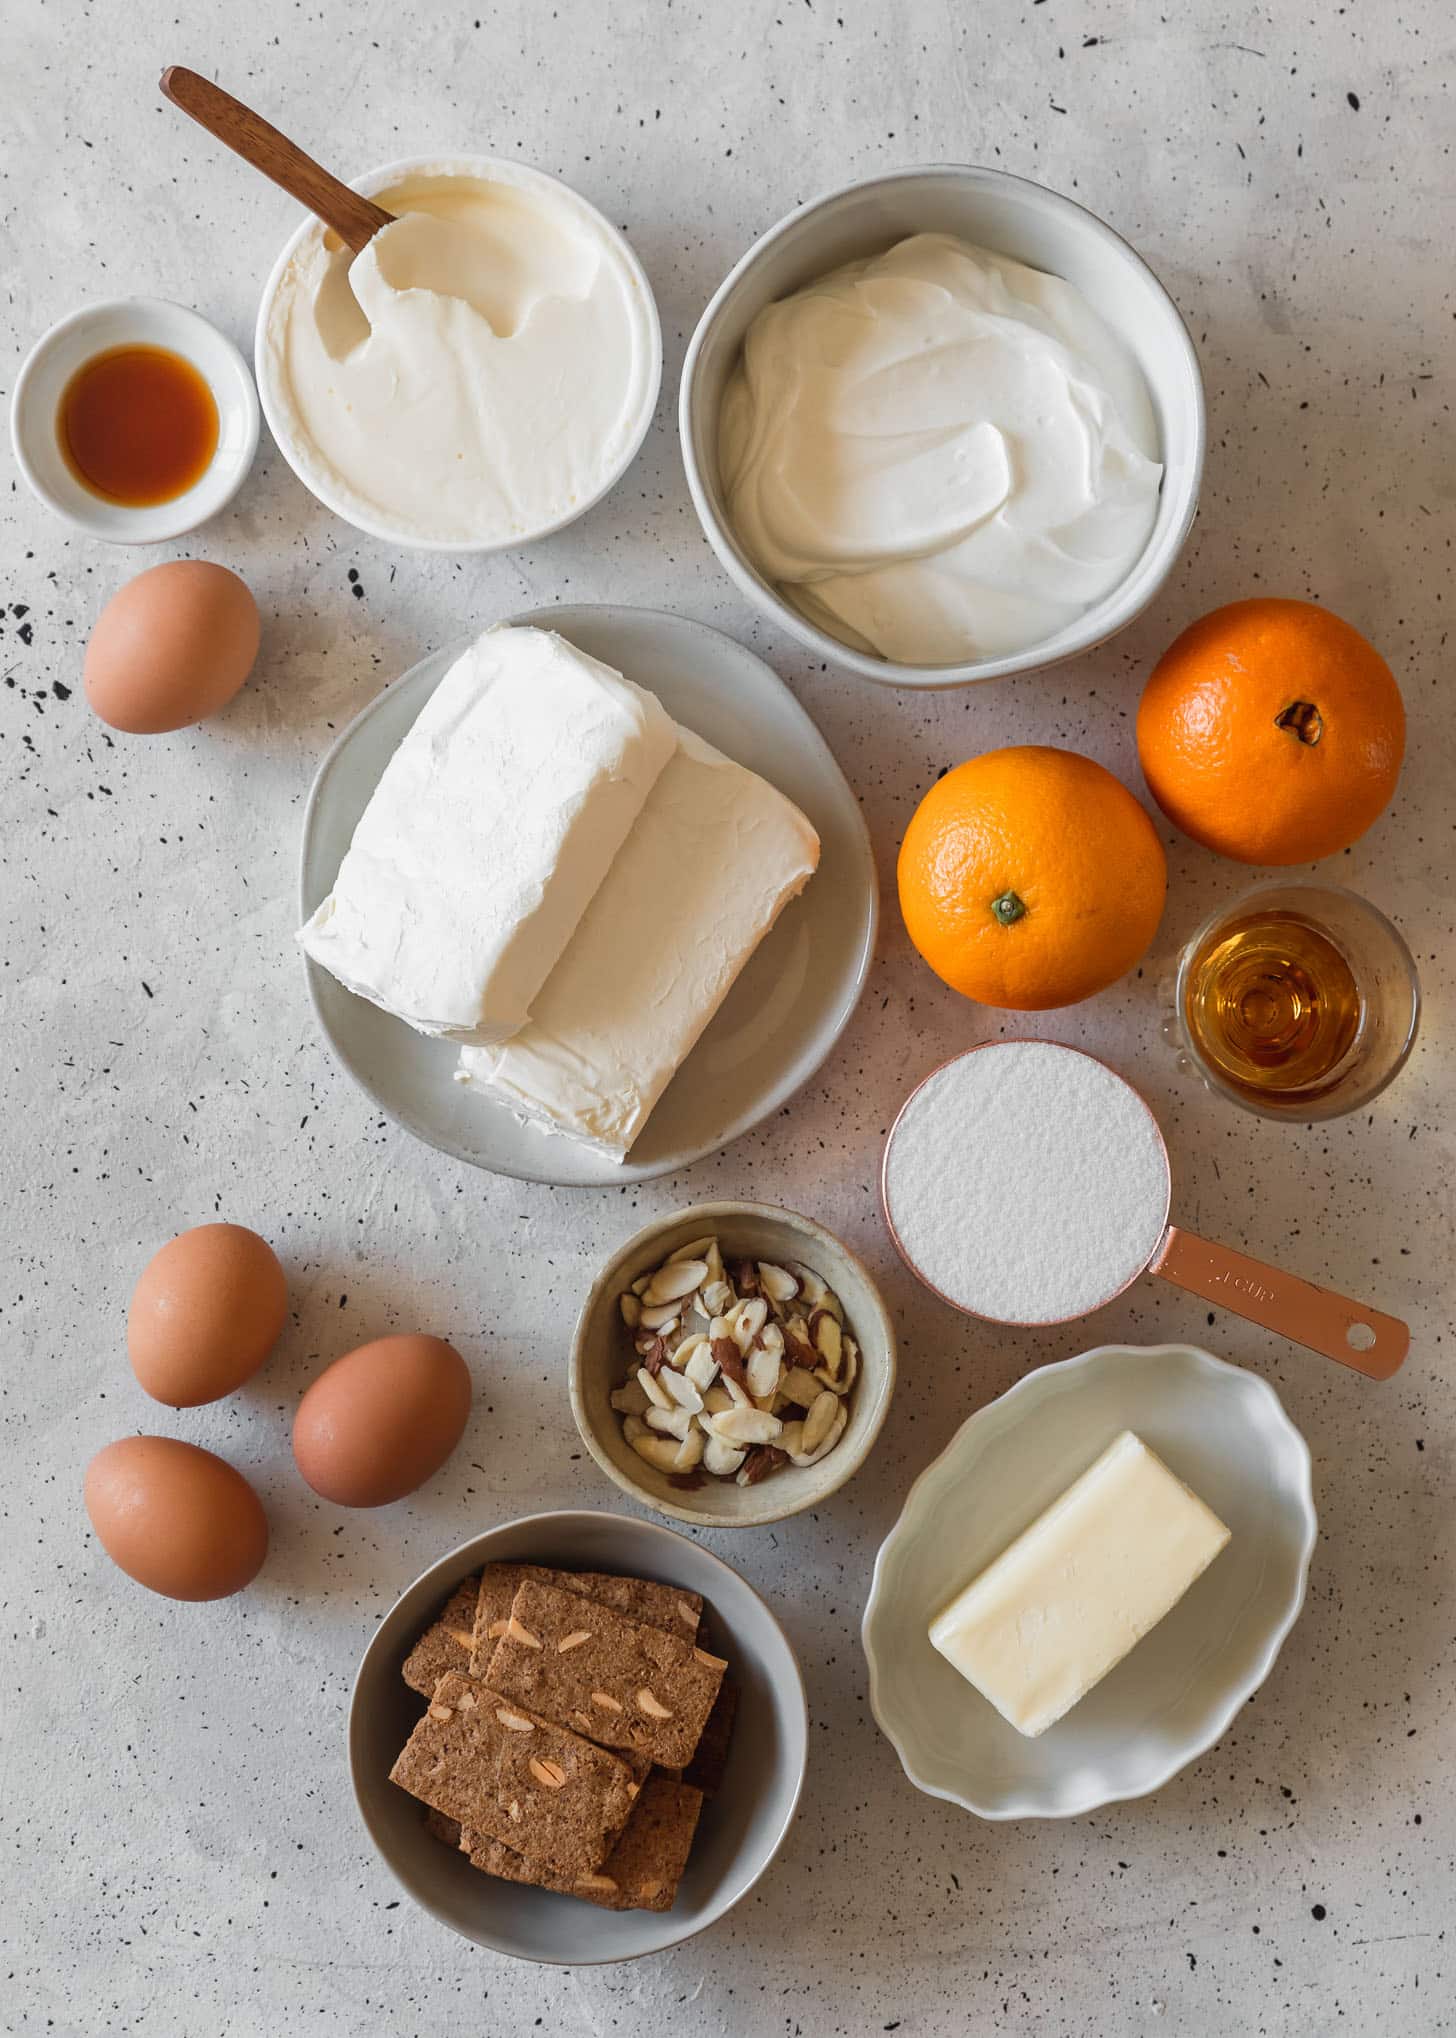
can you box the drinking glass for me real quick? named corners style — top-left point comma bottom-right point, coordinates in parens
top-left (1173, 882), bottom-right (1420, 1122)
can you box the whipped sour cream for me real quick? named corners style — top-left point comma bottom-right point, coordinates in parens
top-left (718, 233), bottom-right (1163, 665)
top-left (261, 162), bottom-right (657, 546)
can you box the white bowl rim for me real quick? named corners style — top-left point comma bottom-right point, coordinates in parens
top-left (569, 1199), bottom-right (898, 1528)
top-left (860, 1341), bottom-right (1317, 1819)
top-left (679, 161), bottom-right (1207, 691)
top-left (253, 152), bottom-right (664, 554)
top-left (348, 1508), bottom-right (809, 1962)
top-left (10, 295), bottom-right (260, 544)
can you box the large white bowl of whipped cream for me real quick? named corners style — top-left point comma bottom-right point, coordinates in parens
top-left (681, 166), bottom-right (1204, 688)
top-left (256, 156), bottom-right (661, 552)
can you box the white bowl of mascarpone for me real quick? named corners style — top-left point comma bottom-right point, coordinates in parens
top-left (680, 166), bottom-right (1204, 688)
top-left (255, 156), bottom-right (661, 552)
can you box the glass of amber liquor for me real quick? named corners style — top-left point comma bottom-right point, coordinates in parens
top-left (1176, 883), bottom-right (1420, 1120)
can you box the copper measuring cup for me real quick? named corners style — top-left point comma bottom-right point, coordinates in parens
top-left (881, 1042), bottom-right (1409, 1380)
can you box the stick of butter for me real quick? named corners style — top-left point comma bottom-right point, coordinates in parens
top-left (928, 1430), bottom-right (1231, 1738)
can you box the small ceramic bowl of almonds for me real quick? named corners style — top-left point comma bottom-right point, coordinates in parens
top-left (571, 1201), bottom-right (896, 1527)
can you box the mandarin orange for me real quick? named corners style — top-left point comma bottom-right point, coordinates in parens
top-left (1136, 598), bottom-right (1404, 865)
top-left (896, 746), bottom-right (1167, 1010)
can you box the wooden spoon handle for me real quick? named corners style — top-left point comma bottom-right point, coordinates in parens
top-left (159, 66), bottom-right (393, 255)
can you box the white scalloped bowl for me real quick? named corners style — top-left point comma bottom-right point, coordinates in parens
top-left (862, 1344), bottom-right (1316, 1820)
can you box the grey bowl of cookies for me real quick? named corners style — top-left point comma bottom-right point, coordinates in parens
top-left (351, 1509), bottom-right (808, 1961)
top-left (570, 1201), bottom-right (898, 1528)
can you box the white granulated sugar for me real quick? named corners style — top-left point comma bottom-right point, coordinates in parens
top-left (884, 1042), bottom-right (1171, 1323)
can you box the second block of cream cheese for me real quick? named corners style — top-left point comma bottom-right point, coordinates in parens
top-left (455, 728), bottom-right (820, 1159)
top-left (928, 1431), bottom-right (1231, 1738)
top-left (297, 626), bottom-right (676, 1045)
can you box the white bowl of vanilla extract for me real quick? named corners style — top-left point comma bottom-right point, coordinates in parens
top-left (10, 297), bottom-right (260, 543)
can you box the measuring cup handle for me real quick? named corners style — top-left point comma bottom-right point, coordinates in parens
top-left (1150, 1225), bottom-right (1409, 1379)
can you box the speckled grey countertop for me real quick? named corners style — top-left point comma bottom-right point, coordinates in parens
top-left (3, 2), bottom-right (1452, 2032)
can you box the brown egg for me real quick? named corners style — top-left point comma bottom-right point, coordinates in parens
top-left (84, 560), bottom-right (260, 733)
top-left (84, 1436), bottom-right (269, 1600)
top-left (128, 1222), bottom-right (288, 1407)
top-left (292, 1334), bottom-right (472, 1507)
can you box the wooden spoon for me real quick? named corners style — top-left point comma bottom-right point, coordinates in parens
top-left (160, 67), bottom-right (393, 256)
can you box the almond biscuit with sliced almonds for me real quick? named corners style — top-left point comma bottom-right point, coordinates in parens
top-left (481, 1579), bottom-right (726, 1770)
top-left (462, 1775), bottom-right (705, 1912)
top-left (468, 1562), bottom-right (701, 1677)
top-left (401, 1573), bottom-right (482, 1698)
top-left (389, 1673), bottom-right (637, 1877)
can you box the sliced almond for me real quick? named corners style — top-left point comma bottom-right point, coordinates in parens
top-left (711, 1334), bottom-right (748, 1385)
top-left (590, 1690), bottom-right (623, 1713)
top-left (757, 1262), bottom-right (801, 1307)
top-left (619, 1292), bottom-right (642, 1330)
top-left (631, 1432), bottom-right (692, 1474)
top-left (427, 1702), bottom-right (454, 1721)
top-left (528, 1758), bottom-right (568, 1789)
top-left (732, 1259), bottom-right (760, 1298)
top-left (693, 1646), bottom-right (728, 1670)
top-left (730, 1297), bottom-right (769, 1354)
top-left (736, 1443), bottom-right (789, 1485)
top-left (676, 1599), bottom-right (698, 1627)
top-left (610, 1375), bottom-right (652, 1418)
top-left (789, 1403), bottom-right (847, 1467)
top-left (811, 1309), bottom-right (843, 1376)
top-left (746, 1344), bottom-right (782, 1400)
top-left (486, 1617), bottom-right (509, 1640)
top-left (638, 1301), bottom-right (681, 1334)
top-left (630, 1273), bottom-right (652, 1298)
top-left (557, 1630), bottom-right (592, 1653)
top-left (495, 1708), bottom-right (535, 1733)
top-left (780, 1365), bottom-right (822, 1408)
top-left (701, 1382), bottom-right (735, 1416)
top-left (621, 1413), bottom-right (648, 1444)
top-left (700, 1277), bottom-right (734, 1317)
top-left (658, 1365), bottom-right (704, 1414)
top-left (683, 1342), bottom-right (719, 1393)
top-left (577, 1873), bottom-right (619, 1894)
top-left (636, 1687), bottom-right (673, 1720)
top-left (505, 1615), bottom-right (542, 1649)
top-left (706, 1404), bottom-right (783, 1446)
top-left (819, 1336), bottom-right (858, 1396)
top-left (642, 1258), bottom-right (708, 1307)
top-left (638, 1366), bottom-right (672, 1411)
top-left (645, 1404), bottom-right (693, 1440)
top-left (508, 1800), bottom-right (522, 1821)
top-left (801, 1388), bottom-right (840, 1457)
top-left (703, 1433), bottom-right (747, 1477)
top-left (672, 1427), bottom-right (705, 1472)
top-left (668, 1235), bottom-right (717, 1265)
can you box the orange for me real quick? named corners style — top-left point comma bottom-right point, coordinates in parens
top-left (897, 746), bottom-right (1167, 1011)
top-left (1136, 598), bottom-right (1405, 865)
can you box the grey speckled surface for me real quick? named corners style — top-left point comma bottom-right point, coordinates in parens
top-left (2, 1), bottom-right (1452, 2032)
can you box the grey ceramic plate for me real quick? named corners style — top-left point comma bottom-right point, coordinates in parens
top-left (298, 605), bottom-right (877, 1184)
top-left (349, 1511), bottom-right (808, 1962)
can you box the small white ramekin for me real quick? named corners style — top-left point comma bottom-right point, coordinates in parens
top-left (254, 155), bottom-right (663, 554)
top-left (10, 298), bottom-right (260, 544)
top-left (680, 164), bottom-right (1206, 691)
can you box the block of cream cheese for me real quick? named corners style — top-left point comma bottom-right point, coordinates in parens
top-left (928, 1431), bottom-right (1231, 1738)
top-left (298, 627), bottom-right (676, 1045)
top-left (455, 728), bottom-right (820, 1159)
